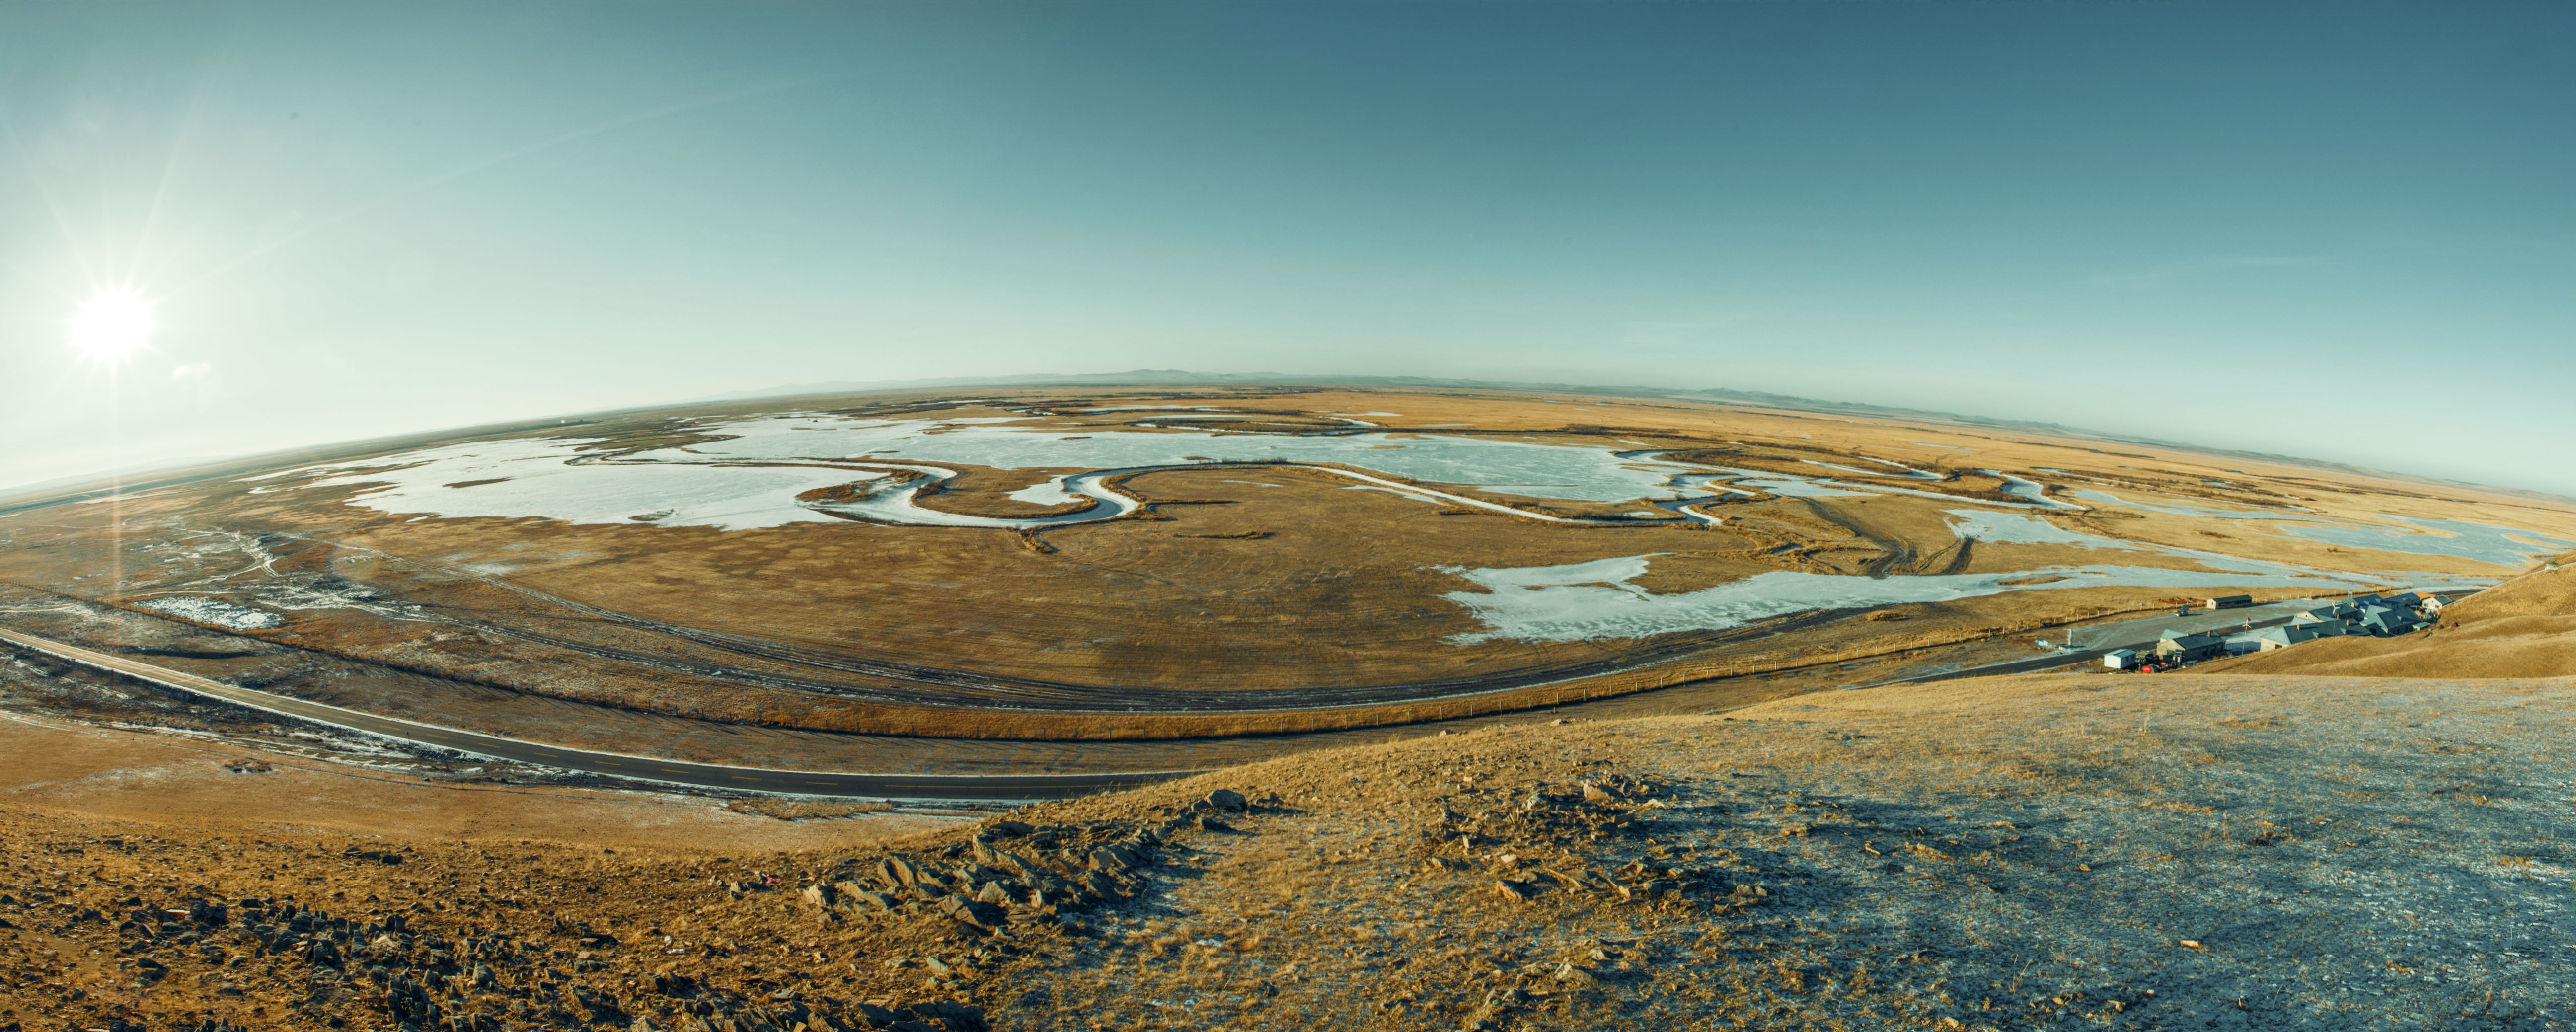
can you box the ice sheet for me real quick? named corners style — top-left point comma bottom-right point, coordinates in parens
top-left (138, 595), bottom-right (284, 631)
top-left (1976, 470), bottom-right (2087, 511)
top-left (1719, 476), bottom-right (1880, 499)
top-left (256, 413), bottom-right (1737, 532)
top-left (279, 439), bottom-right (907, 531)
top-left (2064, 489), bottom-right (2325, 520)
top-left (675, 415), bottom-right (1707, 503)
top-left (1007, 479), bottom-right (1084, 506)
top-left (1344, 485), bottom-right (1445, 506)
top-left (254, 414), bottom-right (1691, 530)
top-left (1803, 460), bottom-right (1938, 480)
top-left (1944, 511), bottom-right (2140, 548)
top-left (1440, 557), bottom-right (2455, 644)
top-left (1695, 466), bottom-right (2049, 506)
top-left (2273, 516), bottom-right (2576, 569)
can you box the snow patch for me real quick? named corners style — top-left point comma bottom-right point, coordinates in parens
top-left (137, 596), bottom-right (284, 631)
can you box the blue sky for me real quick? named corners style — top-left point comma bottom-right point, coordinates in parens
top-left (3, 2), bottom-right (2570, 495)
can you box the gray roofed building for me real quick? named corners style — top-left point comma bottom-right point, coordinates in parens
top-left (2152, 631), bottom-right (2228, 662)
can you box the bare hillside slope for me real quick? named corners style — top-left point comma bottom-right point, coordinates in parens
top-left (3, 671), bottom-right (2569, 1032)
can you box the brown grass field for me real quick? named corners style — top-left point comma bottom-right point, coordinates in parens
top-left (1, 386), bottom-right (2567, 747)
top-left (2, 660), bottom-right (2565, 1031)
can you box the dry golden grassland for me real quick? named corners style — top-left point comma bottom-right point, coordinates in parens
top-left (1, 386), bottom-right (2566, 745)
top-left (4, 667), bottom-right (2566, 1032)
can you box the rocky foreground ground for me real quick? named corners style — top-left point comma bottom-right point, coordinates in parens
top-left (2, 669), bottom-right (2569, 1032)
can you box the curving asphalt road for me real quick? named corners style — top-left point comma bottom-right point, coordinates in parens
top-left (0, 626), bottom-right (1200, 803)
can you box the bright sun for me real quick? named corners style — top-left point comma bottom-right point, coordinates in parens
top-left (71, 288), bottom-right (155, 360)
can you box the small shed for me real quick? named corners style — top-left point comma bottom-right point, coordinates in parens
top-left (2102, 648), bottom-right (2138, 669)
top-left (2203, 595), bottom-right (2254, 610)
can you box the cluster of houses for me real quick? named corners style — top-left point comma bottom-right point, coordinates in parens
top-left (2273, 591), bottom-right (2453, 643)
top-left (2100, 590), bottom-right (2456, 670)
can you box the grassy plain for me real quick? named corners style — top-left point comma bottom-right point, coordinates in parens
top-left (0, 386), bottom-right (2565, 744)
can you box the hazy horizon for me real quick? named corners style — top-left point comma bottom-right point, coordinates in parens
top-left (5, 2), bottom-right (2570, 496)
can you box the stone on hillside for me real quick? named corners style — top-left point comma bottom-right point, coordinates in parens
top-left (984, 846), bottom-right (1037, 880)
top-left (906, 999), bottom-right (989, 1032)
top-left (1205, 788), bottom-right (1248, 811)
top-left (1197, 815), bottom-right (1233, 832)
top-left (975, 883), bottom-right (1010, 905)
top-left (939, 896), bottom-right (1006, 931)
top-left (1494, 880), bottom-right (1533, 902)
top-left (987, 820), bottom-right (1033, 837)
top-left (802, 884), bottom-right (837, 908)
top-left (1582, 782), bottom-right (1619, 804)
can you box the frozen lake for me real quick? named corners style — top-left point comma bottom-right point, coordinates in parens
top-left (2274, 516), bottom-right (2575, 569)
top-left (1979, 470), bottom-right (2086, 510)
top-left (256, 412), bottom-right (2102, 532)
top-left (2066, 490), bottom-right (2570, 568)
top-left (1440, 554), bottom-right (2492, 645)
top-left (252, 413), bottom-right (1724, 531)
top-left (2065, 489), bottom-right (2326, 520)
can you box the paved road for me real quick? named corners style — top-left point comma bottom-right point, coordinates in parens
top-left (0, 626), bottom-right (1202, 803)
top-left (1879, 609), bottom-right (2311, 685)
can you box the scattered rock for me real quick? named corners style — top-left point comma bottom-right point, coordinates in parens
top-left (1204, 788), bottom-right (1248, 811)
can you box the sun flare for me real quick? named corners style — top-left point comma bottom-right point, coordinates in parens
top-left (71, 288), bottom-right (155, 360)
